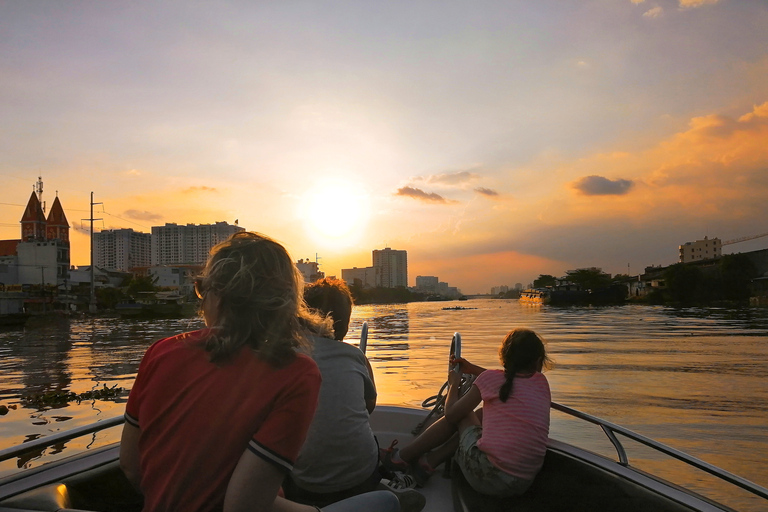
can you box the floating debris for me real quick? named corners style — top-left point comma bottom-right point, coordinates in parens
top-left (22, 384), bottom-right (125, 408)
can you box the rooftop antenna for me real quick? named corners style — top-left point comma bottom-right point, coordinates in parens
top-left (35, 176), bottom-right (46, 214)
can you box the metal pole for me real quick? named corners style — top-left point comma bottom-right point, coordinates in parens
top-left (89, 192), bottom-right (96, 313)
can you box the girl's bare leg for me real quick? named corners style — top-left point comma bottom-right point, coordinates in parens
top-left (398, 416), bottom-right (456, 463)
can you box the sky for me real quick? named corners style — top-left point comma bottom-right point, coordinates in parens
top-left (1, 0), bottom-right (767, 294)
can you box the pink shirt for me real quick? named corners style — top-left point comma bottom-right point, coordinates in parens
top-left (473, 369), bottom-right (551, 481)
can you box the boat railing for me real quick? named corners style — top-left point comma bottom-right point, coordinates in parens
top-left (551, 401), bottom-right (768, 500)
top-left (0, 416), bottom-right (124, 464)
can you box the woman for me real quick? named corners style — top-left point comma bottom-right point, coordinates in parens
top-left (120, 232), bottom-right (398, 512)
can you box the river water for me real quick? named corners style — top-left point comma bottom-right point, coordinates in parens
top-left (1, 299), bottom-right (767, 510)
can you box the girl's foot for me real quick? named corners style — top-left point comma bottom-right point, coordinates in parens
top-left (410, 455), bottom-right (436, 487)
top-left (379, 440), bottom-right (410, 473)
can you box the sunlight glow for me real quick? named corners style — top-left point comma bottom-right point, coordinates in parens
top-left (299, 180), bottom-right (371, 248)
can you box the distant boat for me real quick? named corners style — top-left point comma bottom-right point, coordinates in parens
top-left (116, 292), bottom-right (189, 318)
top-left (0, 292), bottom-right (30, 327)
top-left (519, 288), bottom-right (550, 305)
top-left (441, 306), bottom-right (476, 311)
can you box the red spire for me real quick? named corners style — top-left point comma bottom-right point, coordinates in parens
top-left (46, 196), bottom-right (70, 243)
top-left (20, 191), bottom-right (46, 240)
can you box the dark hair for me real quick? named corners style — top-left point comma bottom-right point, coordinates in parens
top-left (304, 278), bottom-right (354, 341)
top-left (498, 328), bottom-right (552, 403)
top-left (196, 231), bottom-right (331, 366)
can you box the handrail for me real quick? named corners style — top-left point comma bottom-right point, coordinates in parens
top-left (551, 401), bottom-right (768, 500)
top-left (359, 321), bottom-right (368, 354)
top-left (0, 416), bottom-right (125, 463)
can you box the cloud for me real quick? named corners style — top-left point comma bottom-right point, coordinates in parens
top-left (124, 209), bottom-right (163, 221)
top-left (474, 187), bottom-right (500, 198)
top-left (644, 7), bottom-right (663, 17)
top-left (126, 169), bottom-right (142, 176)
top-left (182, 186), bottom-right (218, 194)
top-left (412, 171), bottom-right (480, 188)
top-left (395, 186), bottom-right (455, 204)
top-left (679, 0), bottom-right (719, 8)
top-left (631, 0), bottom-right (645, 3)
top-left (571, 176), bottom-right (635, 196)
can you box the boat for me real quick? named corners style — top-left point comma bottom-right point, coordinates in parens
top-left (519, 288), bottom-right (549, 305)
top-left (115, 292), bottom-right (189, 318)
top-left (1, 330), bottom-right (766, 512)
top-left (0, 292), bottom-right (30, 327)
top-left (441, 306), bottom-right (476, 311)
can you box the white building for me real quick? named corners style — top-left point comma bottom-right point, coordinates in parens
top-left (679, 236), bottom-right (722, 263)
top-left (342, 266), bottom-right (375, 288)
top-left (296, 259), bottom-right (324, 283)
top-left (151, 222), bottom-right (244, 266)
top-left (94, 228), bottom-right (152, 271)
top-left (373, 248), bottom-right (408, 288)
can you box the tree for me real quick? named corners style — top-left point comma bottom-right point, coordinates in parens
top-left (664, 263), bottom-right (704, 304)
top-left (565, 268), bottom-right (611, 291)
top-left (533, 274), bottom-right (556, 288)
top-left (718, 254), bottom-right (758, 300)
top-left (126, 275), bottom-right (157, 296)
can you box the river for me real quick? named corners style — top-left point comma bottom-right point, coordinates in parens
top-left (1, 299), bottom-right (767, 510)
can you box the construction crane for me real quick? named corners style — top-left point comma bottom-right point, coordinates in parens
top-left (722, 231), bottom-right (768, 246)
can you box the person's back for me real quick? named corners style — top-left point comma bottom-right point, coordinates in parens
top-left (291, 335), bottom-right (378, 492)
top-left (126, 329), bottom-right (320, 511)
top-left (472, 368), bottom-right (550, 480)
top-left (288, 278), bottom-right (380, 506)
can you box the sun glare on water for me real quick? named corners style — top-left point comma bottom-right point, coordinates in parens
top-left (300, 181), bottom-right (371, 247)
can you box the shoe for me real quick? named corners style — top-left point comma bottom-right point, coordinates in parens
top-left (379, 439), bottom-right (410, 474)
top-left (378, 476), bottom-right (426, 512)
top-left (410, 456), bottom-right (436, 487)
top-left (386, 472), bottom-right (417, 489)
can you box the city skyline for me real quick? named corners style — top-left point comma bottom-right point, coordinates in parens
top-left (1, 1), bottom-right (767, 294)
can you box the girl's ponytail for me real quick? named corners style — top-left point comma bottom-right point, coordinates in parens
top-left (499, 366), bottom-right (515, 402)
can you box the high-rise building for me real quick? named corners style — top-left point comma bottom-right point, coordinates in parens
top-left (94, 229), bottom-right (152, 271)
top-left (415, 275), bottom-right (439, 293)
top-left (151, 222), bottom-right (244, 265)
top-left (372, 248), bottom-right (408, 288)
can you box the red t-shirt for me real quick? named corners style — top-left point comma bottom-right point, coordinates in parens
top-left (125, 329), bottom-right (321, 512)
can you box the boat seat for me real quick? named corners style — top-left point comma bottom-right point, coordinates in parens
top-left (451, 448), bottom-right (697, 512)
top-left (0, 483), bottom-right (75, 511)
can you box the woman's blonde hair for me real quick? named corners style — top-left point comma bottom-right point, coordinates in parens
top-left (197, 231), bottom-right (330, 366)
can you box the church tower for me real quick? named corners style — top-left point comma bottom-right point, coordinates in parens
top-left (46, 195), bottom-right (70, 244)
top-left (20, 190), bottom-right (46, 241)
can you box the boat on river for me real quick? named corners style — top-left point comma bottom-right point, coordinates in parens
top-left (1, 331), bottom-right (766, 512)
top-left (115, 292), bottom-right (190, 319)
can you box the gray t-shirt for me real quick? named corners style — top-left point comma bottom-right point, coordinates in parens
top-left (291, 336), bottom-right (379, 493)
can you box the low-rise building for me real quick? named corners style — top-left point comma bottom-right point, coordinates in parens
top-left (679, 236), bottom-right (722, 263)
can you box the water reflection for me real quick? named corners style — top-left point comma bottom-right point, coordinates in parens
top-left (1, 301), bottom-right (767, 510)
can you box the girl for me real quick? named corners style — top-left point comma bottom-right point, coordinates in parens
top-left (382, 328), bottom-right (553, 497)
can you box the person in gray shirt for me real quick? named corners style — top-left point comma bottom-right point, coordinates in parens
top-left (286, 278), bottom-right (380, 507)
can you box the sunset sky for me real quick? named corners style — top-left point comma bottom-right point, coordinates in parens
top-left (1, 0), bottom-right (767, 293)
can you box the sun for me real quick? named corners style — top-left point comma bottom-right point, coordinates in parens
top-left (300, 180), bottom-right (371, 247)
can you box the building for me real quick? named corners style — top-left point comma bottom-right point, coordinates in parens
top-left (94, 228), bottom-right (152, 271)
top-left (679, 236), bottom-right (722, 263)
top-left (12, 179), bottom-right (70, 287)
top-left (372, 248), bottom-right (408, 288)
top-left (341, 266), bottom-right (375, 288)
top-left (491, 285), bottom-right (509, 296)
top-left (296, 259), bottom-right (324, 283)
top-left (415, 275), bottom-right (439, 293)
top-left (151, 222), bottom-right (244, 266)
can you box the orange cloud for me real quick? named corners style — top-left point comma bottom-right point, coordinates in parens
top-left (395, 186), bottom-right (457, 204)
